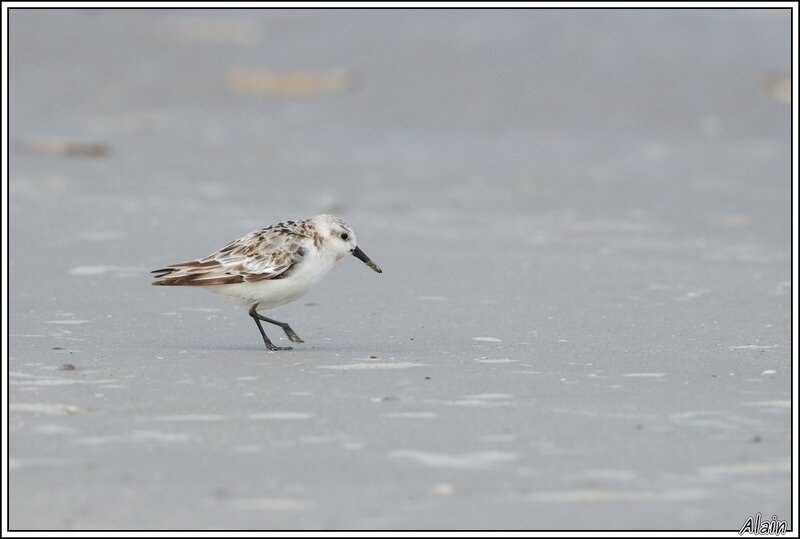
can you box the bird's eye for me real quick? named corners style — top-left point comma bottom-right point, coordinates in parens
top-left (340, 233), bottom-right (349, 240)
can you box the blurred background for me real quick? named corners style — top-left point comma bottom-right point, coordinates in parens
top-left (8, 8), bottom-right (792, 530)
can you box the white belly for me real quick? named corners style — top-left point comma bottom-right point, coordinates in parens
top-left (209, 252), bottom-right (337, 309)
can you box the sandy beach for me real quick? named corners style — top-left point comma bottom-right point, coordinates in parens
top-left (7, 8), bottom-right (792, 530)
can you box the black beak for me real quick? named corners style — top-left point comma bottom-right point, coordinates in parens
top-left (351, 246), bottom-right (382, 273)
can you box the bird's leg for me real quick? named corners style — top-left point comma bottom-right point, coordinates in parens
top-left (249, 305), bottom-right (294, 351)
top-left (255, 315), bottom-right (304, 344)
top-left (248, 304), bottom-right (304, 345)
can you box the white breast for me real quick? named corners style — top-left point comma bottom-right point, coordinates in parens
top-left (210, 249), bottom-right (337, 309)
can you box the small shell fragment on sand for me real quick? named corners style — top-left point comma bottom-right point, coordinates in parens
top-left (430, 483), bottom-right (455, 496)
top-left (227, 68), bottom-right (352, 98)
top-left (25, 141), bottom-right (109, 157)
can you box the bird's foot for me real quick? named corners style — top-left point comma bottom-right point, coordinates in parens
top-left (282, 325), bottom-right (305, 343)
top-left (265, 345), bottom-right (293, 351)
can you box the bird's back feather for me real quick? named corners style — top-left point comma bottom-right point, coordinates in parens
top-left (151, 221), bottom-right (312, 287)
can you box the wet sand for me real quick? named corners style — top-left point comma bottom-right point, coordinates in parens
top-left (8, 8), bottom-right (792, 530)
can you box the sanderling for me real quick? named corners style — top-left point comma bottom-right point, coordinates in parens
top-left (152, 214), bottom-right (382, 351)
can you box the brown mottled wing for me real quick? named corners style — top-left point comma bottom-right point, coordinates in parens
top-left (151, 226), bottom-right (308, 286)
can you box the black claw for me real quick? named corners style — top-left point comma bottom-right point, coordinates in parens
top-left (266, 345), bottom-right (293, 351)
